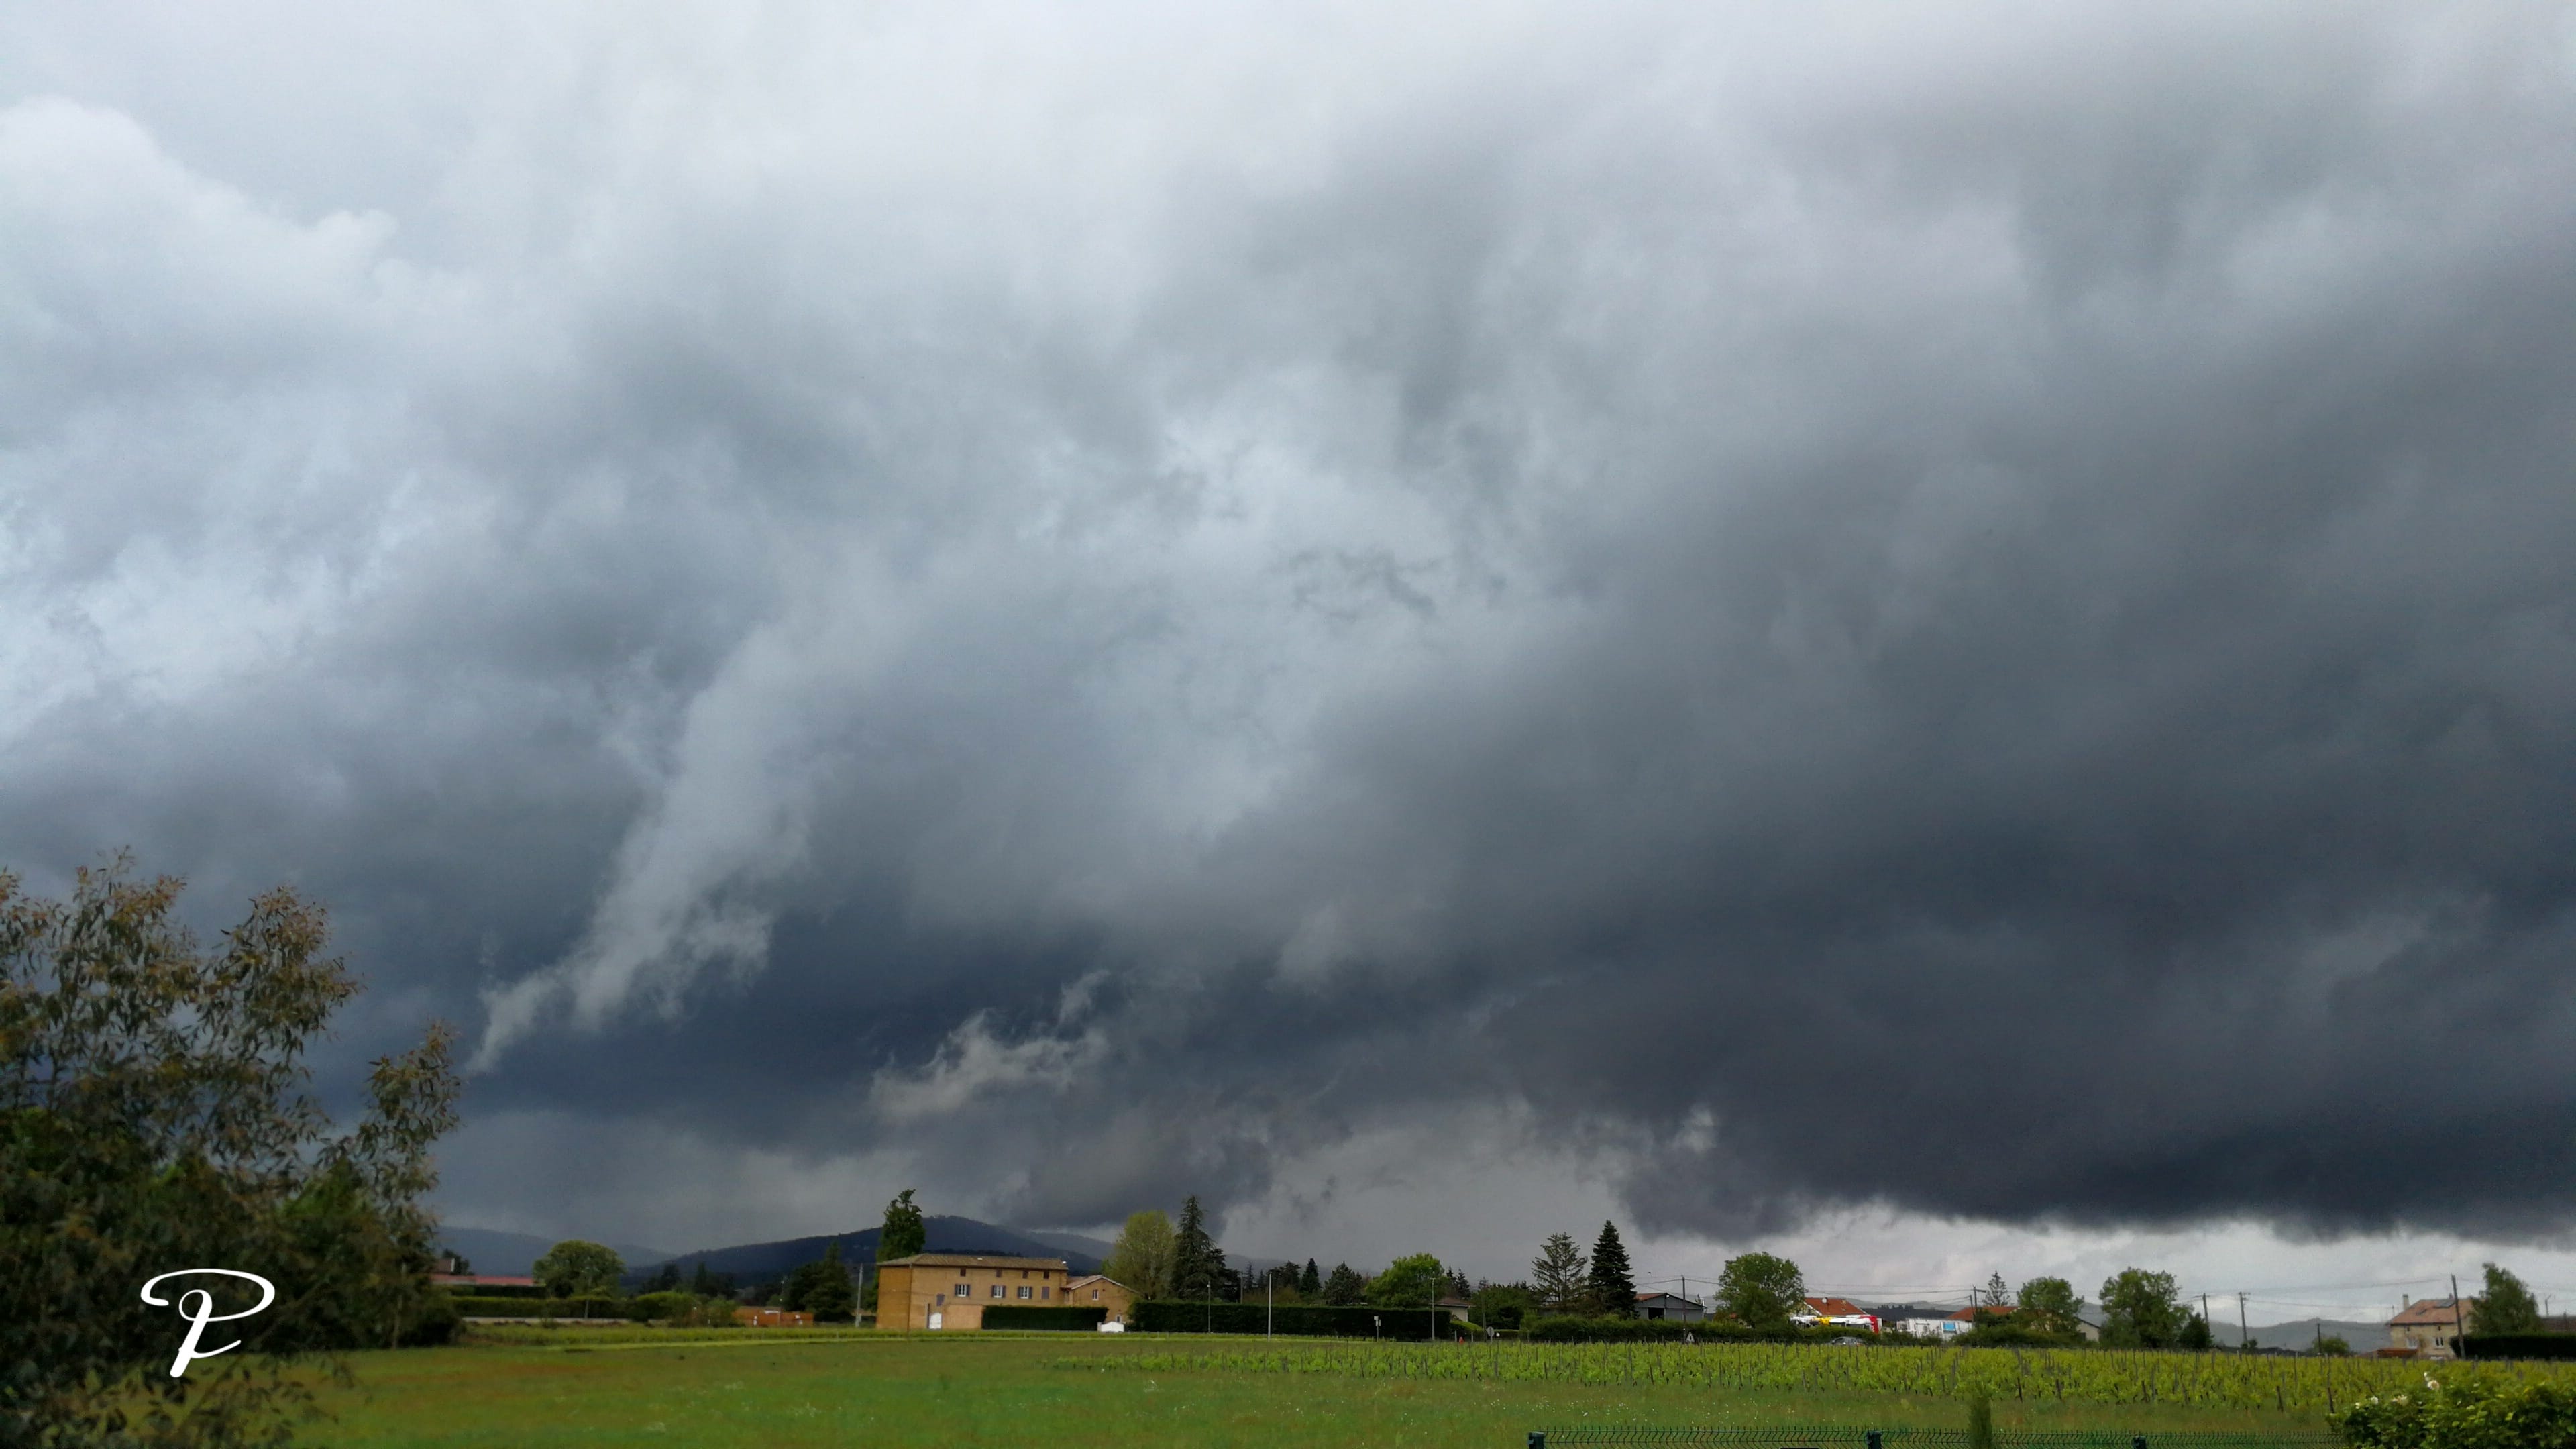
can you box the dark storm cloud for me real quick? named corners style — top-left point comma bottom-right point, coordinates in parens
top-left (3, 1), bottom-right (2572, 1242)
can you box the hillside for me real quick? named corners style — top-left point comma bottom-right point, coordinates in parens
top-left (631, 1216), bottom-right (1109, 1285)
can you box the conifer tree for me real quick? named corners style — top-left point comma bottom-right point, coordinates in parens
top-left (1532, 1231), bottom-right (1587, 1315)
top-left (1301, 1259), bottom-right (1322, 1296)
top-left (1585, 1220), bottom-right (1638, 1316)
top-left (1173, 1195), bottom-right (1225, 1301)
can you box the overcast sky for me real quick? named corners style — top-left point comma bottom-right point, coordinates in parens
top-left (7, 1), bottom-right (2575, 1322)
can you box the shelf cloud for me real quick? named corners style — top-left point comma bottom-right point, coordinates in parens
top-left (4, 0), bottom-right (2573, 1250)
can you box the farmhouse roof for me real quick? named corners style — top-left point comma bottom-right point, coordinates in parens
top-left (881, 1253), bottom-right (1067, 1271)
top-left (2389, 1297), bottom-right (2475, 1326)
top-left (1804, 1296), bottom-right (1867, 1317)
top-left (1065, 1274), bottom-right (1128, 1290)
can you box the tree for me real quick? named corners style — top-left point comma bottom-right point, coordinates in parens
top-left (804, 1243), bottom-right (857, 1323)
top-left (1368, 1254), bottom-right (1446, 1307)
top-left (2098, 1268), bottom-right (2187, 1348)
top-left (641, 1262), bottom-right (682, 1294)
top-left (2475, 1263), bottom-right (2543, 1336)
top-left (1717, 1252), bottom-right (1806, 1331)
top-left (1, 857), bottom-right (460, 1448)
top-left (2316, 1335), bottom-right (2352, 1356)
top-left (1324, 1263), bottom-right (1367, 1305)
top-left (879, 1189), bottom-right (926, 1261)
top-left (533, 1240), bottom-right (625, 1301)
top-left (1532, 1232), bottom-right (1588, 1316)
top-left (2179, 1312), bottom-right (2214, 1351)
top-left (1173, 1195), bottom-right (1226, 1302)
top-left (1472, 1280), bottom-right (1538, 1329)
top-left (1301, 1259), bottom-right (1322, 1296)
top-left (1102, 1208), bottom-right (1177, 1300)
top-left (1586, 1221), bottom-right (1638, 1316)
top-left (2016, 1276), bottom-right (2080, 1336)
top-left (690, 1261), bottom-right (733, 1298)
top-left (1980, 1273), bottom-right (2014, 1321)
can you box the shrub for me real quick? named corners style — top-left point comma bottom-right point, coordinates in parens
top-left (981, 1305), bottom-right (1109, 1331)
top-left (451, 1294), bottom-right (635, 1319)
top-left (1130, 1301), bottom-right (1451, 1337)
top-left (1523, 1316), bottom-right (1871, 1344)
top-left (2335, 1374), bottom-right (2576, 1448)
top-left (631, 1291), bottom-right (696, 1322)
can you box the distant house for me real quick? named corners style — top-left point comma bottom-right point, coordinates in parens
top-left (1633, 1291), bottom-right (1707, 1322)
top-left (1436, 1295), bottom-right (1479, 1326)
top-left (2389, 1297), bottom-right (2477, 1358)
top-left (737, 1307), bottom-right (814, 1327)
top-left (1063, 1274), bottom-right (1135, 1324)
top-left (1794, 1297), bottom-right (1880, 1333)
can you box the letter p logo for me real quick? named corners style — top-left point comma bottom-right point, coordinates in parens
top-left (141, 1269), bottom-right (276, 1377)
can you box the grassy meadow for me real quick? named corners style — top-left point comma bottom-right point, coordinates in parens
top-left (296, 1329), bottom-right (2381, 1448)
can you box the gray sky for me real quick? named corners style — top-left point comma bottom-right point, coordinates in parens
top-left (6, 1), bottom-right (2575, 1318)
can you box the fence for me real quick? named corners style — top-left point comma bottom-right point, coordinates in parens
top-left (1526, 1430), bottom-right (2342, 1448)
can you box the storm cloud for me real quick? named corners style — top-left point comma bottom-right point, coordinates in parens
top-left (5, 0), bottom-right (2573, 1255)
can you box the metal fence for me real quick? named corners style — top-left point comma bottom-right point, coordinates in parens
top-left (1526, 1430), bottom-right (2344, 1448)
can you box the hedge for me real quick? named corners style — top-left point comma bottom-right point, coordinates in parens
top-left (1522, 1316), bottom-right (1874, 1344)
top-left (2461, 1334), bottom-right (2576, 1360)
top-left (1130, 1301), bottom-right (1454, 1337)
top-left (446, 1282), bottom-right (547, 1298)
top-left (451, 1295), bottom-right (638, 1319)
top-left (981, 1305), bottom-right (1109, 1331)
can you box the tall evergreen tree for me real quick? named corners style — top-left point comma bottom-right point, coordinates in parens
top-left (1301, 1259), bottom-right (1322, 1296)
top-left (1585, 1220), bottom-right (1638, 1316)
top-left (1173, 1195), bottom-right (1225, 1301)
top-left (1323, 1263), bottom-right (1367, 1305)
top-left (1531, 1231), bottom-right (1587, 1315)
top-left (805, 1242), bottom-right (857, 1323)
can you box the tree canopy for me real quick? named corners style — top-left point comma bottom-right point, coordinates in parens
top-left (2477, 1263), bottom-right (2544, 1336)
top-left (1322, 1263), bottom-right (1367, 1306)
top-left (1367, 1254), bottom-right (1445, 1307)
top-left (2015, 1276), bottom-right (2080, 1336)
top-left (1717, 1252), bottom-right (1805, 1330)
top-left (532, 1240), bottom-right (625, 1299)
top-left (1, 858), bottom-right (460, 1448)
top-left (1103, 1208), bottom-right (1177, 1300)
top-left (2097, 1267), bottom-right (2188, 1348)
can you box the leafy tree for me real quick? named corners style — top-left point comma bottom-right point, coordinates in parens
top-left (2316, 1334), bottom-right (2351, 1356)
top-left (533, 1240), bottom-right (625, 1301)
top-left (1300, 1259), bottom-right (1322, 1296)
top-left (1472, 1281), bottom-right (1538, 1329)
top-left (1323, 1263), bottom-right (1368, 1305)
top-left (1, 857), bottom-right (460, 1449)
top-left (1173, 1196), bottom-right (1226, 1301)
top-left (1717, 1252), bottom-right (1805, 1331)
top-left (804, 1243), bottom-right (857, 1323)
top-left (878, 1189), bottom-right (926, 1261)
top-left (1102, 1208), bottom-right (1177, 1299)
top-left (2476, 1263), bottom-right (2544, 1336)
top-left (2098, 1268), bottom-right (2188, 1348)
top-left (1585, 1222), bottom-right (1638, 1316)
top-left (1368, 1254), bottom-right (1446, 1307)
top-left (2015, 1276), bottom-right (2080, 1335)
top-left (1532, 1232), bottom-right (1588, 1315)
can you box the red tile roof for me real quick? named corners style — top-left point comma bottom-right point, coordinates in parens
top-left (2389, 1298), bottom-right (2475, 1327)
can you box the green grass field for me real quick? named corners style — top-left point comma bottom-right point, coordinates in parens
top-left (299, 1330), bottom-right (2359, 1448)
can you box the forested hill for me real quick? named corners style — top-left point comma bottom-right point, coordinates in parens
top-left (628, 1216), bottom-right (1112, 1285)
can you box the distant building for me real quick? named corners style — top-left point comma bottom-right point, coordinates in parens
top-left (1063, 1274), bottom-right (1135, 1323)
top-left (2389, 1297), bottom-right (2477, 1358)
top-left (1793, 1297), bottom-right (1881, 1333)
top-left (1633, 1291), bottom-right (1707, 1322)
top-left (737, 1307), bottom-right (814, 1327)
top-left (875, 1253), bottom-right (1070, 1330)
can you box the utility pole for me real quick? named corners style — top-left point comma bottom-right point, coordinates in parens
top-left (2202, 1293), bottom-right (2213, 1348)
top-left (2238, 1292), bottom-right (2249, 1354)
top-left (1267, 1271), bottom-right (1273, 1341)
top-left (2452, 1273), bottom-right (2465, 1355)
